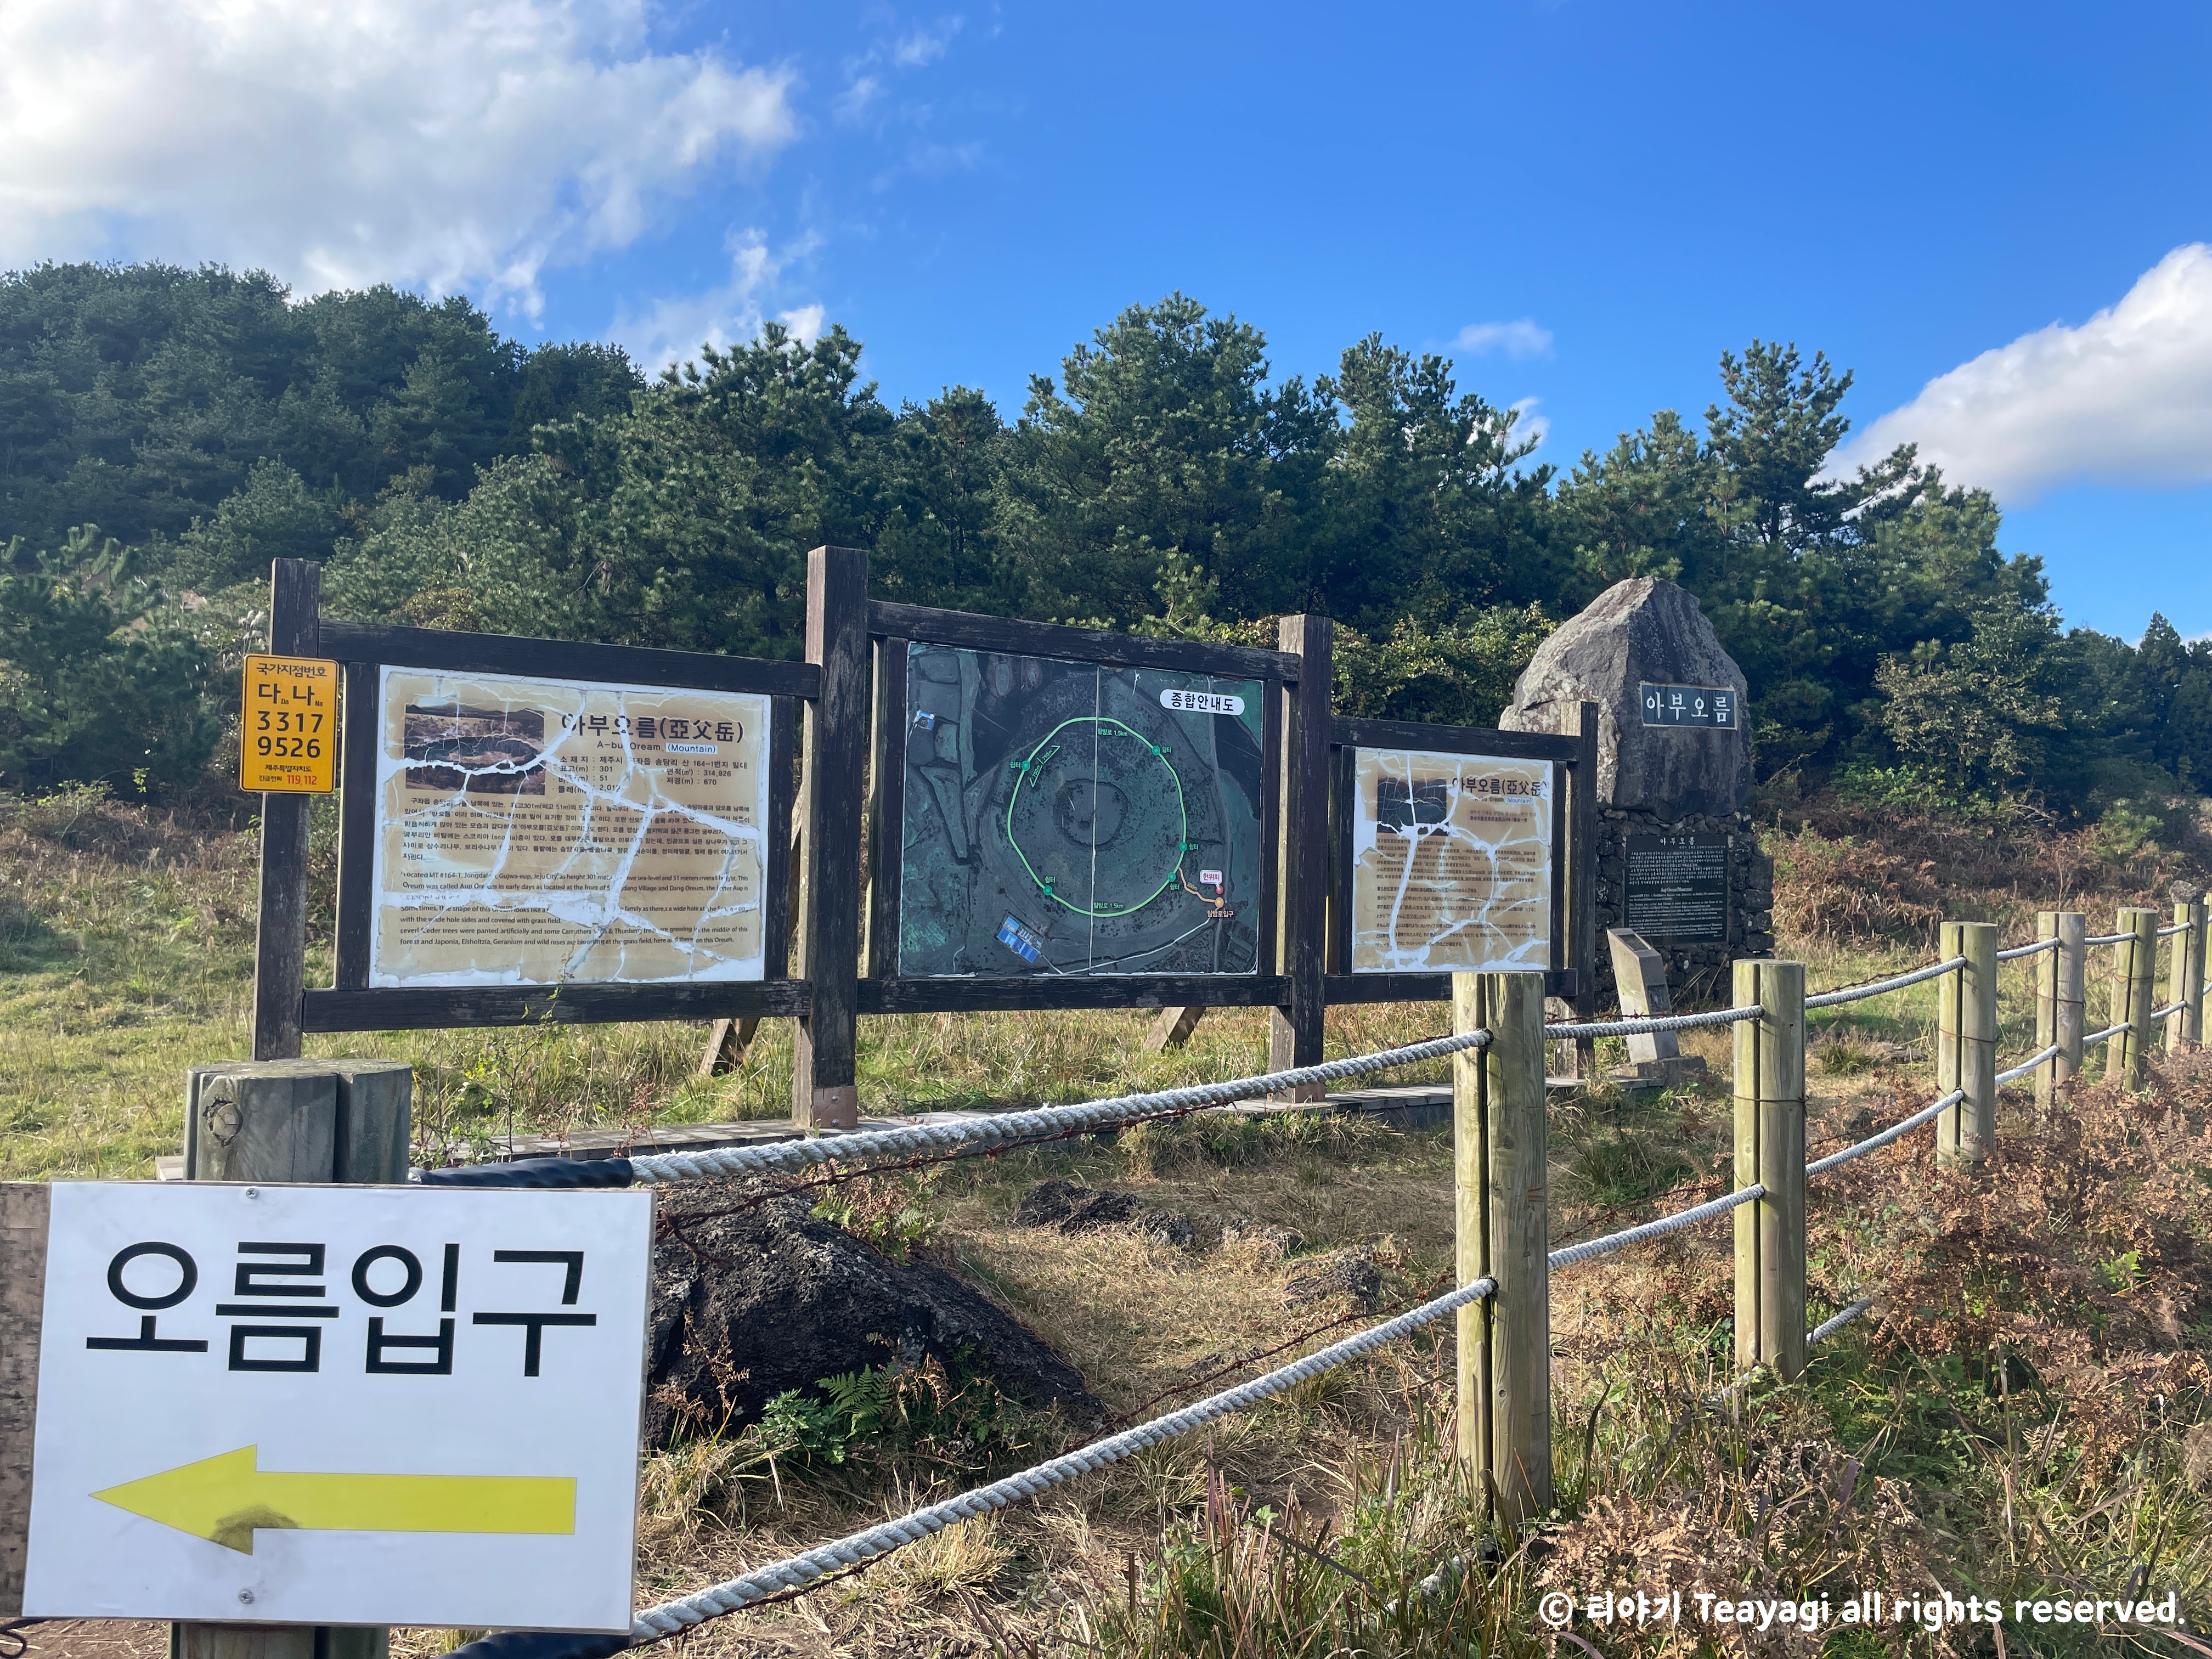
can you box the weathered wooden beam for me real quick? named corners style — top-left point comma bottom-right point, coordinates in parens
top-left (1143, 1006), bottom-right (1207, 1053)
top-left (1268, 615), bottom-right (1331, 1100)
top-left (0, 1183), bottom-right (49, 1618)
top-left (793, 547), bottom-right (871, 1130)
top-left (250, 558), bottom-right (320, 1062)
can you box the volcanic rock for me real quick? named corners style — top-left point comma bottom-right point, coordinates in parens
top-left (643, 1187), bottom-right (1104, 1449)
top-left (1500, 577), bottom-right (1752, 818)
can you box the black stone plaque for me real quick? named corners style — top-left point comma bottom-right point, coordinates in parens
top-left (1624, 832), bottom-right (1729, 942)
top-left (1639, 681), bottom-right (1737, 728)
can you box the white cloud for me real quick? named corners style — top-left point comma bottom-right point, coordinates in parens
top-left (894, 17), bottom-right (964, 66)
top-left (835, 75), bottom-right (885, 123)
top-left (778, 304), bottom-right (827, 345)
top-left (1509, 397), bottom-right (1550, 456)
top-left (873, 140), bottom-right (984, 191)
top-left (1831, 244), bottom-right (2212, 502)
top-left (0, 0), bottom-right (798, 313)
top-left (1453, 317), bottom-right (1554, 359)
top-left (612, 230), bottom-right (822, 371)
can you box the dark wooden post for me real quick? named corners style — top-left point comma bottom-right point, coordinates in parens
top-left (794, 546), bottom-right (871, 1130)
top-left (250, 558), bottom-right (321, 1063)
top-left (178, 1058), bottom-right (412, 1659)
top-left (1269, 615), bottom-right (1332, 1095)
top-left (1552, 701), bottom-right (1600, 1078)
top-left (0, 1185), bottom-right (45, 1622)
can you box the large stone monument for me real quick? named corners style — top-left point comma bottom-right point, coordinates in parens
top-left (1501, 578), bottom-right (1775, 1007)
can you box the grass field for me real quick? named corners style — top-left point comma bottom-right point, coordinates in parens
top-left (6, 786), bottom-right (2209, 1658)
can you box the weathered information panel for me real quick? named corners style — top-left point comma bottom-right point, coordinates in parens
top-left (22, 1182), bottom-right (651, 1631)
top-left (898, 646), bottom-right (1266, 976)
top-left (1348, 749), bottom-right (1553, 973)
top-left (370, 667), bottom-right (771, 986)
top-left (1623, 831), bottom-right (1729, 942)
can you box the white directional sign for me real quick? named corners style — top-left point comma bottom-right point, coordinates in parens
top-left (22, 1182), bottom-right (653, 1633)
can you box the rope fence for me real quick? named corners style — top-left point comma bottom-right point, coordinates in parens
top-left (433, 895), bottom-right (2209, 1659)
top-left (1995, 1043), bottom-right (2063, 1088)
top-left (1805, 1091), bottom-right (1963, 1178)
top-left (1804, 956), bottom-right (1966, 1009)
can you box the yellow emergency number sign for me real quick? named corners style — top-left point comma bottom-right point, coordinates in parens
top-left (240, 654), bottom-right (339, 793)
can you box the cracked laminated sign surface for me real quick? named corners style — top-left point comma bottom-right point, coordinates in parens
top-left (898, 644), bottom-right (1266, 977)
top-left (369, 668), bottom-right (770, 986)
top-left (1349, 748), bottom-right (1552, 973)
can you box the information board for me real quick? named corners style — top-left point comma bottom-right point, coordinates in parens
top-left (21, 1182), bottom-right (651, 1631)
top-left (240, 655), bottom-right (338, 793)
top-left (369, 667), bottom-right (771, 986)
top-left (1623, 832), bottom-right (1729, 941)
top-left (1348, 748), bottom-right (1552, 972)
top-left (898, 646), bottom-right (1266, 976)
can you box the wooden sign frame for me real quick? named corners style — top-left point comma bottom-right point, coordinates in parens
top-left (1324, 713), bottom-right (1596, 1015)
top-left (247, 549), bottom-right (1600, 1118)
top-left (246, 561), bottom-right (819, 1059)
top-left (855, 601), bottom-right (1300, 1017)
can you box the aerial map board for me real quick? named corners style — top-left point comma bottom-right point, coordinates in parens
top-left (368, 667), bottom-right (772, 987)
top-left (898, 645), bottom-right (1266, 977)
top-left (1348, 748), bottom-right (1553, 973)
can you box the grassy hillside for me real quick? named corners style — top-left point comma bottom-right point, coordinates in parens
top-left (5, 788), bottom-right (2208, 1659)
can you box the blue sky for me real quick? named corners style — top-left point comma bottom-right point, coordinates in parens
top-left (4, 0), bottom-right (2208, 640)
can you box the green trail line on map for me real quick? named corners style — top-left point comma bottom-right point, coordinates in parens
top-left (1003, 715), bottom-right (1189, 917)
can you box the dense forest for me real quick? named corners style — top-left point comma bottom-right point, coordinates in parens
top-left (3, 261), bottom-right (2207, 827)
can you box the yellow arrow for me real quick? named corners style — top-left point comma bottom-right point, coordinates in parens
top-left (92, 1446), bottom-right (575, 1554)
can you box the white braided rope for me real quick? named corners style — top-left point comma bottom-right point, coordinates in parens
top-left (1805, 1090), bottom-right (1963, 1178)
top-left (1809, 1297), bottom-right (1875, 1346)
top-left (1804, 956), bottom-right (1966, 1009)
top-left (628, 1028), bottom-right (1493, 1184)
top-left (2086, 931), bottom-right (2134, 946)
top-left (1994, 1044), bottom-right (2062, 1087)
top-left (1543, 1005), bottom-right (1764, 1039)
top-left (625, 1177), bottom-right (1777, 1642)
top-left (622, 1273), bottom-right (1499, 1639)
top-left (2151, 1000), bottom-right (2188, 1022)
top-left (2159, 923), bottom-right (2190, 938)
top-left (1996, 938), bottom-right (2059, 962)
top-left (2083, 1021), bottom-right (2131, 1048)
top-left (1548, 1184), bottom-right (1764, 1271)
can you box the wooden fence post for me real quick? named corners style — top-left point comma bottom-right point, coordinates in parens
top-left (1959, 922), bottom-right (1997, 1160)
top-left (2187, 897), bottom-right (2209, 1047)
top-left (2034, 912), bottom-right (2059, 1111)
top-left (2166, 898), bottom-right (2199, 1053)
top-left (1936, 923), bottom-right (1966, 1163)
top-left (1455, 969), bottom-right (1549, 1525)
top-left (1269, 616), bottom-right (1332, 1098)
top-left (2040, 911), bottom-right (2088, 1107)
top-left (1731, 958), bottom-right (1762, 1376)
top-left (1732, 960), bottom-right (1804, 1380)
top-left (1451, 974), bottom-right (1488, 1500)
top-left (1759, 961), bottom-right (1807, 1383)
top-left (2113, 907), bottom-right (2158, 1089)
top-left (2051, 911), bottom-right (2085, 1101)
top-left (793, 546), bottom-right (870, 1131)
top-left (178, 1058), bottom-right (412, 1659)
top-left (250, 558), bottom-right (321, 1064)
